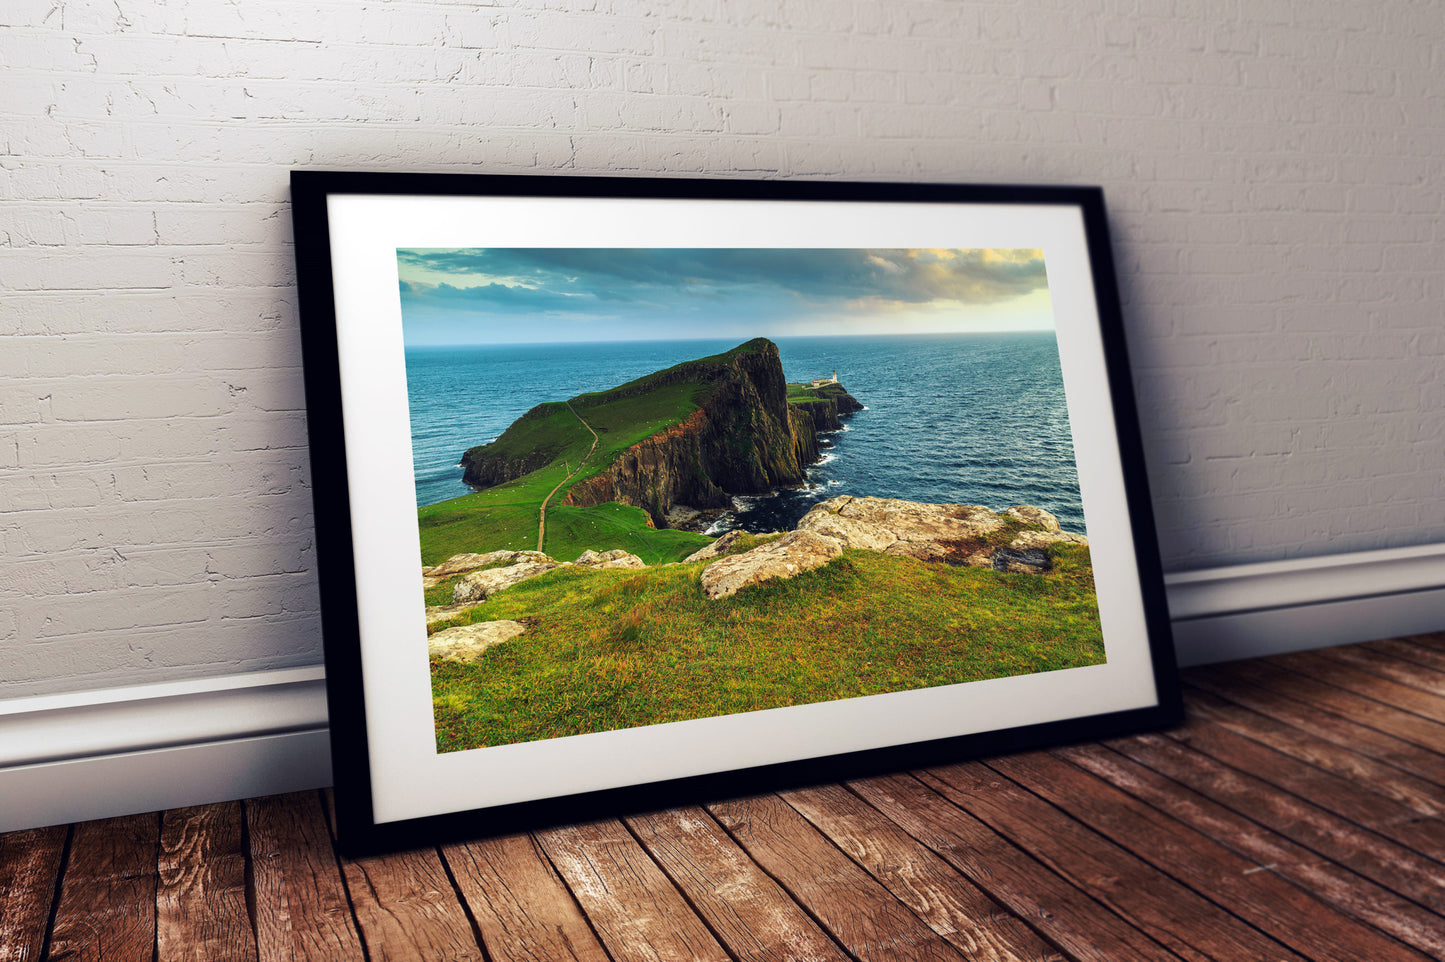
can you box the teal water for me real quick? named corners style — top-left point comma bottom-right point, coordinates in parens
top-left (402, 332), bottom-right (1085, 534)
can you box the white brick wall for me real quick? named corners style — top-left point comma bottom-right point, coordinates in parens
top-left (3, 0), bottom-right (1442, 697)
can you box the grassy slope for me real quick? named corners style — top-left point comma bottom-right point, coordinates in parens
top-left (786, 383), bottom-right (827, 402)
top-left (430, 542), bottom-right (1103, 752)
top-left (418, 381), bottom-right (714, 565)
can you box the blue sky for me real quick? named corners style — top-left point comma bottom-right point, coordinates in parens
top-left (395, 248), bottom-right (1054, 346)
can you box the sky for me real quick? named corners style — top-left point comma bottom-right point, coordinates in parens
top-left (395, 248), bottom-right (1055, 346)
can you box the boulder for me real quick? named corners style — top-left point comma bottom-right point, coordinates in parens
top-left (424, 550), bottom-right (553, 588)
top-left (453, 561), bottom-right (564, 604)
top-left (1005, 505), bottom-right (1061, 532)
top-left (1010, 529), bottom-right (1089, 551)
top-left (428, 620), bottom-right (526, 663)
top-left (991, 547), bottom-right (1052, 575)
top-left (700, 529), bottom-right (843, 600)
top-left (796, 509), bottom-right (897, 552)
top-left (798, 496), bottom-right (1003, 559)
top-left (797, 495), bottom-right (1085, 571)
top-left (426, 602), bottom-right (477, 627)
top-left (682, 529), bottom-right (750, 563)
top-left (574, 548), bottom-right (647, 569)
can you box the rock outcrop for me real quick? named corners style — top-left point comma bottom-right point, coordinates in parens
top-left (682, 529), bottom-right (751, 563)
top-left (697, 497), bottom-right (1088, 597)
top-left (424, 550), bottom-right (553, 589)
top-left (428, 620), bottom-right (526, 663)
top-left (460, 338), bottom-right (861, 529)
top-left (454, 559), bottom-right (564, 604)
top-left (797, 496), bottom-right (1006, 565)
top-left (699, 530), bottom-right (844, 600)
top-left (574, 548), bottom-right (646, 569)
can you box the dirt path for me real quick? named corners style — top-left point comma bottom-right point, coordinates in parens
top-left (537, 401), bottom-right (599, 552)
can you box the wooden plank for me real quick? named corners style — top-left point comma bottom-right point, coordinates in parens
top-left (1195, 659), bottom-right (1445, 755)
top-left (1272, 650), bottom-right (1445, 725)
top-left (339, 845), bottom-right (483, 961)
top-left (322, 789), bottom-right (482, 961)
top-left (1401, 631), bottom-right (1445, 651)
top-left (848, 772), bottom-right (1182, 961)
top-left (441, 831), bottom-right (611, 962)
top-left (779, 783), bottom-right (1065, 962)
top-left (1059, 741), bottom-right (1445, 959)
top-left (47, 813), bottom-right (160, 962)
top-left (1183, 669), bottom-right (1445, 789)
top-left (1362, 637), bottom-right (1445, 674)
top-left (247, 791), bottom-right (366, 962)
top-left (708, 793), bottom-right (967, 961)
top-left (537, 819), bottom-right (730, 962)
top-left (0, 824), bottom-right (67, 962)
top-left (1184, 687), bottom-right (1445, 815)
top-left (1318, 643), bottom-right (1445, 695)
top-left (626, 805), bottom-right (853, 962)
top-left (917, 761), bottom-right (1305, 961)
top-left (991, 750), bottom-right (1432, 962)
top-left (156, 801), bottom-right (257, 962)
top-left (1106, 731), bottom-right (1445, 914)
top-left (1166, 716), bottom-right (1445, 861)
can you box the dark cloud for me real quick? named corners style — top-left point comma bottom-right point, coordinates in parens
top-left (396, 248), bottom-right (1048, 313)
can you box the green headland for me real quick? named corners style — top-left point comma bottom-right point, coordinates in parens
top-left (420, 337), bottom-right (1103, 752)
top-left (417, 337), bottom-right (861, 566)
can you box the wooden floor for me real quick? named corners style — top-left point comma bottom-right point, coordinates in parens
top-left (4, 635), bottom-right (1445, 961)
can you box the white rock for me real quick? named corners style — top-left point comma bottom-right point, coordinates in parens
top-left (683, 529), bottom-right (749, 563)
top-left (425, 602), bottom-right (477, 627)
top-left (453, 561), bottom-right (564, 604)
top-left (574, 548), bottom-right (646, 569)
top-left (798, 496), bottom-right (1002, 557)
top-left (428, 620), bottom-right (526, 663)
top-left (424, 550), bottom-right (554, 587)
top-left (700, 530), bottom-right (843, 600)
top-left (1010, 529), bottom-right (1088, 550)
top-left (1005, 505), bottom-right (1062, 532)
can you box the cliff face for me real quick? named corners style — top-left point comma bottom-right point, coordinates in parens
top-left (461, 401), bottom-right (570, 488)
top-left (463, 338), bottom-right (859, 529)
top-left (566, 339), bottom-right (823, 526)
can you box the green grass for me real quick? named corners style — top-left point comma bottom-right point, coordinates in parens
top-left (430, 543), bottom-right (1104, 752)
top-left (419, 381), bottom-right (714, 566)
top-left (786, 383), bottom-right (827, 402)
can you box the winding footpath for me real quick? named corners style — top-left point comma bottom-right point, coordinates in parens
top-left (537, 400), bottom-right (599, 551)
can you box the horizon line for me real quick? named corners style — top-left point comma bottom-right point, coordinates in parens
top-left (404, 329), bottom-right (1058, 350)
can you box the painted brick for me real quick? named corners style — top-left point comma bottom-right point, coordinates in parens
top-left (46, 377), bottom-right (235, 422)
top-left (3, 0), bottom-right (1444, 699)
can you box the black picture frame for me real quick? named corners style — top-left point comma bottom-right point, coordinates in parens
top-left (291, 170), bottom-right (1181, 855)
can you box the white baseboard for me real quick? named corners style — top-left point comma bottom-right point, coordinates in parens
top-left (0, 667), bottom-right (331, 833)
top-left (1164, 542), bottom-right (1445, 666)
top-left (3, 543), bottom-right (1442, 833)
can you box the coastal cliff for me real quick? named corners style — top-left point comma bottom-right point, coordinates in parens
top-left (459, 338), bottom-right (861, 528)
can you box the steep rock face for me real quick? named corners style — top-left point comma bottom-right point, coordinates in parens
top-left (564, 409), bottom-right (733, 521)
top-left (461, 432), bottom-right (557, 488)
top-left (788, 405), bottom-right (821, 468)
top-left (815, 382), bottom-right (864, 414)
top-left (461, 338), bottom-right (859, 529)
top-left (566, 339), bottom-right (830, 527)
top-left (789, 398), bottom-right (841, 432)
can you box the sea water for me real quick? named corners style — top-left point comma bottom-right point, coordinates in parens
top-left (403, 332), bottom-right (1084, 534)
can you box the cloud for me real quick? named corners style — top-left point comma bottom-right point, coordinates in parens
top-left (396, 247), bottom-right (1049, 315)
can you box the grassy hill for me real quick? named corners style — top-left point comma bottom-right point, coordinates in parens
top-left (428, 540), bottom-right (1102, 752)
top-left (419, 380), bottom-right (714, 565)
top-left (419, 338), bottom-right (855, 566)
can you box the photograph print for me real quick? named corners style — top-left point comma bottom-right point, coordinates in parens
top-left (400, 246), bottom-right (1104, 754)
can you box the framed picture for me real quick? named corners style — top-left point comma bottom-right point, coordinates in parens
top-left (291, 171), bottom-right (1181, 853)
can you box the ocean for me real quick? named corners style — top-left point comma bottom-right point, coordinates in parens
top-left (402, 332), bottom-right (1085, 535)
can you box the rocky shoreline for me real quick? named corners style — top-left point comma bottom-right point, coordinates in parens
top-left (425, 496), bottom-right (1088, 663)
